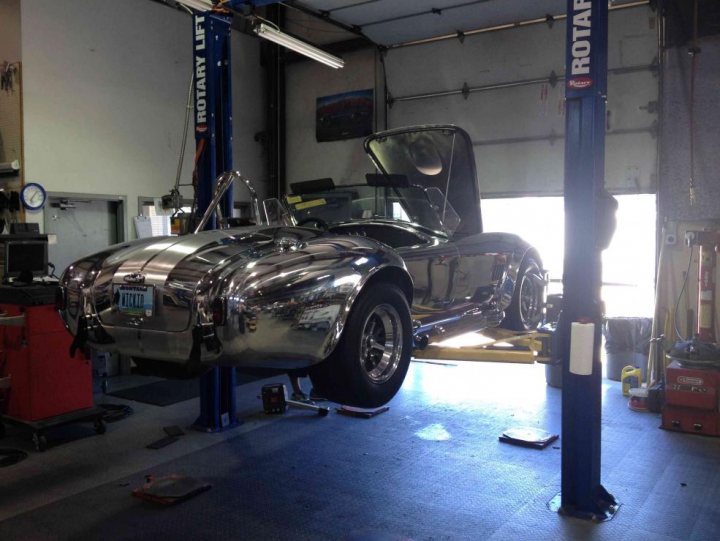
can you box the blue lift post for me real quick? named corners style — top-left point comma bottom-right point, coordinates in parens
top-left (550, 0), bottom-right (618, 520)
top-left (190, 0), bottom-right (283, 432)
top-left (192, 9), bottom-right (238, 432)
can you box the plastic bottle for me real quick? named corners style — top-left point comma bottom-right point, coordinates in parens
top-left (621, 365), bottom-right (642, 396)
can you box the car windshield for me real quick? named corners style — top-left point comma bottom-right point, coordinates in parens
top-left (365, 126), bottom-right (482, 236)
top-left (284, 184), bottom-right (460, 236)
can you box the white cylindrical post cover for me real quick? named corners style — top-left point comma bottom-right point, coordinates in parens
top-left (569, 322), bottom-right (595, 376)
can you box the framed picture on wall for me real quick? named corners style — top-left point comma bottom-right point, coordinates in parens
top-left (316, 89), bottom-right (374, 142)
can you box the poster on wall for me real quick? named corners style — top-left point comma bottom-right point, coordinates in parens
top-left (316, 89), bottom-right (374, 142)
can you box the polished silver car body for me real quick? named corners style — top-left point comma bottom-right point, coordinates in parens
top-left (59, 125), bottom-right (544, 404)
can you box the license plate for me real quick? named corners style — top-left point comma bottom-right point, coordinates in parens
top-left (113, 284), bottom-right (154, 317)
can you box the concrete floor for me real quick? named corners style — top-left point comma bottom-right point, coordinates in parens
top-left (1, 360), bottom-right (719, 540)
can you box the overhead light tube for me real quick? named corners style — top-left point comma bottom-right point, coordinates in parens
top-left (174, 0), bottom-right (214, 12)
top-left (253, 22), bottom-right (345, 69)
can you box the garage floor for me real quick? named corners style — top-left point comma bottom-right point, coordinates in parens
top-left (1, 360), bottom-right (719, 540)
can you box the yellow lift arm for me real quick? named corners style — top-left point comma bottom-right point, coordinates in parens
top-left (413, 328), bottom-right (554, 365)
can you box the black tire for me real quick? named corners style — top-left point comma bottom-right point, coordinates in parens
top-left (501, 254), bottom-right (545, 331)
top-left (309, 283), bottom-right (412, 408)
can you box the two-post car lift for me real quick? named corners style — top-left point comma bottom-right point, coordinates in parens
top-left (186, 0), bottom-right (617, 522)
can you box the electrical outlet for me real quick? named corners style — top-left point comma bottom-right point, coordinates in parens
top-left (665, 221), bottom-right (678, 245)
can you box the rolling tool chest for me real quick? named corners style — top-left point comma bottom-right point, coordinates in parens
top-left (662, 359), bottom-right (720, 436)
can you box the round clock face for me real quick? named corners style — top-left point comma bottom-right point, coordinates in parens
top-left (21, 183), bottom-right (47, 210)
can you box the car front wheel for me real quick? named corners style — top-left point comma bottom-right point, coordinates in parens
top-left (309, 283), bottom-right (412, 408)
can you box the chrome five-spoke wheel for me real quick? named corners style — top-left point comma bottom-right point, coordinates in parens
top-left (360, 304), bottom-right (403, 384)
top-left (309, 282), bottom-right (412, 408)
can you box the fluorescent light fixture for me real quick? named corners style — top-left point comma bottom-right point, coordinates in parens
top-left (253, 22), bottom-right (345, 69)
top-left (174, 0), bottom-right (214, 11)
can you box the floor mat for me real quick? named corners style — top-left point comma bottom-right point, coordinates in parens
top-left (107, 374), bottom-right (262, 406)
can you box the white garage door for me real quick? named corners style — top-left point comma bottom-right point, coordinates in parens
top-left (383, 5), bottom-right (658, 197)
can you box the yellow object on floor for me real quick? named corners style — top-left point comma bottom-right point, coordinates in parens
top-left (621, 365), bottom-right (642, 396)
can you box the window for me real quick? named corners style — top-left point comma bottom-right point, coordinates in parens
top-left (481, 194), bottom-right (656, 317)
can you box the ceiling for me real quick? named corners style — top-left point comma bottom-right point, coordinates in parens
top-left (293, 0), bottom-right (577, 46)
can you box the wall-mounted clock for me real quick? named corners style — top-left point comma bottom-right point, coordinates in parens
top-left (20, 182), bottom-right (47, 210)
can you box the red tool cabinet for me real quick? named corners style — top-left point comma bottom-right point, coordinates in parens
top-left (662, 359), bottom-right (720, 436)
top-left (1, 294), bottom-right (92, 421)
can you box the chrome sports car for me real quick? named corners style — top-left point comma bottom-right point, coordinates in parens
top-left (59, 125), bottom-right (545, 407)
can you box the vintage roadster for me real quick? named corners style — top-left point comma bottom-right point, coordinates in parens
top-left (58, 125), bottom-right (545, 407)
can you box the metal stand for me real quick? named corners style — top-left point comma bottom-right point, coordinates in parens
top-left (555, 0), bottom-right (618, 520)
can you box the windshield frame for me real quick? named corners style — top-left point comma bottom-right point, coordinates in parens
top-left (283, 183), bottom-right (453, 238)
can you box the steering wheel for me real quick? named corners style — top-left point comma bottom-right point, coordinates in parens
top-left (297, 217), bottom-right (329, 231)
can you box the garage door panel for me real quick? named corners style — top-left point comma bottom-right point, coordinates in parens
top-left (613, 24), bottom-right (659, 66)
top-left (607, 70), bottom-right (658, 131)
top-left (386, 7), bottom-right (655, 99)
top-left (476, 141), bottom-right (564, 197)
top-left (390, 83), bottom-right (565, 141)
top-left (386, 25), bottom-right (563, 97)
top-left (475, 129), bottom-right (657, 197)
top-left (604, 132), bottom-right (656, 194)
top-left (384, 5), bottom-right (657, 196)
top-left (391, 69), bottom-right (655, 141)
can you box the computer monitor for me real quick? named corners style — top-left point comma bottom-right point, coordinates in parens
top-left (4, 240), bottom-right (48, 281)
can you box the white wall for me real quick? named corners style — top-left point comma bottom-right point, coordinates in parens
top-left (286, 48), bottom-right (377, 186)
top-left (0, 0), bottom-right (21, 61)
top-left (20, 0), bottom-right (265, 236)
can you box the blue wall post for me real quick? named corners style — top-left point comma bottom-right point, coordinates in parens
top-left (552, 0), bottom-right (618, 520)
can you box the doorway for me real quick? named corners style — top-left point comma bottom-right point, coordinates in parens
top-left (44, 193), bottom-right (125, 274)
